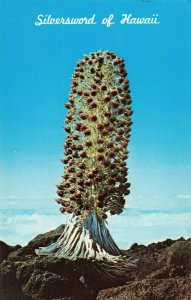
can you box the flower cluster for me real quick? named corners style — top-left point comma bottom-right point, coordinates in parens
top-left (57, 50), bottom-right (132, 219)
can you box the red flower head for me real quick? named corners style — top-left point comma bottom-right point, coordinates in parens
top-left (125, 128), bottom-right (131, 134)
top-left (89, 101), bottom-right (97, 109)
top-left (108, 178), bottom-right (115, 185)
top-left (97, 147), bottom-right (104, 153)
top-left (89, 114), bottom-right (98, 122)
top-left (122, 141), bottom-right (128, 148)
top-left (79, 151), bottom-right (87, 158)
top-left (63, 158), bottom-right (69, 164)
top-left (69, 98), bottom-right (74, 104)
top-left (84, 179), bottom-right (92, 186)
top-left (103, 95), bottom-right (111, 103)
top-left (97, 138), bottom-right (104, 144)
top-left (64, 126), bottom-right (71, 133)
top-left (119, 121), bottom-right (126, 128)
top-left (96, 154), bottom-right (104, 161)
top-left (72, 151), bottom-right (79, 158)
top-left (111, 89), bottom-right (118, 96)
top-left (87, 172), bottom-right (94, 179)
top-left (117, 77), bottom-right (124, 84)
top-left (101, 84), bottom-right (107, 91)
top-left (83, 91), bottom-right (90, 96)
top-left (113, 59), bottom-right (119, 66)
top-left (104, 111), bottom-right (112, 117)
top-left (119, 62), bottom-right (125, 68)
top-left (75, 123), bottom-right (82, 131)
top-left (81, 124), bottom-right (87, 131)
top-left (102, 120), bottom-right (110, 127)
top-left (69, 194), bottom-right (76, 201)
top-left (79, 113), bottom-right (87, 120)
top-left (97, 56), bottom-right (104, 63)
top-left (115, 135), bottom-right (121, 142)
top-left (116, 108), bottom-right (125, 115)
top-left (77, 163), bottom-right (86, 169)
top-left (109, 115), bottom-right (116, 122)
top-left (101, 129), bottom-right (108, 136)
top-left (74, 192), bottom-right (82, 199)
top-left (110, 162), bottom-right (117, 169)
top-left (97, 123), bottom-right (104, 131)
top-left (108, 125), bottom-right (114, 132)
top-left (66, 207), bottom-right (73, 214)
top-left (62, 174), bottom-right (69, 180)
top-left (62, 182), bottom-right (70, 188)
top-left (65, 103), bottom-right (71, 109)
top-left (102, 213), bottom-right (108, 219)
top-left (77, 185), bottom-right (85, 192)
top-left (92, 168), bottom-right (99, 175)
top-left (118, 129), bottom-right (125, 136)
top-left (85, 140), bottom-right (92, 147)
top-left (111, 101), bottom-right (119, 109)
top-left (84, 129), bottom-right (91, 136)
top-left (77, 90), bottom-right (83, 96)
top-left (73, 134), bottom-right (79, 140)
top-left (86, 97), bottom-right (93, 104)
top-left (77, 179), bottom-right (84, 186)
top-left (103, 160), bottom-right (110, 167)
top-left (90, 90), bottom-right (97, 97)
top-left (59, 207), bottom-right (66, 213)
top-left (57, 190), bottom-right (65, 197)
top-left (75, 145), bottom-right (83, 151)
top-left (96, 201), bottom-right (103, 208)
top-left (91, 83), bottom-right (97, 89)
top-left (76, 171), bottom-right (83, 178)
top-left (95, 175), bottom-right (102, 182)
top-left (108, 152), bottom-right (115, 158)
top-left (67, 167), bottom-right (75, 173)
top-left (122, 71), bottom-right (127, 77)
top-left (71, 144), bottom-right (76, 150)
top-left (124, 190), bottom-right (130, 195)
top-left (68, 188), bottom-right (76, 194)
top-left (111, 172), bottom-right (118, 179)
top-left (127, 120), bottom-right (133, 126)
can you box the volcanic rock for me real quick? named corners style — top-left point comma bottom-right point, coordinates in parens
top-left (0, 241), bottom-right (21, 263)
top-left (0, 225), bottom-right (190, 300)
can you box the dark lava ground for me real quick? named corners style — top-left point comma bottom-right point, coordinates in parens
top-left (0, 225), bottom-right (190, 300)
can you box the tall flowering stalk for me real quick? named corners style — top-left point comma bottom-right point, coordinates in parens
top-left (36, 50), bottom-right (132, 261)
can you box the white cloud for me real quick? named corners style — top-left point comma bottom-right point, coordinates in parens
top-left (178, 194), bottom-right (191, 200)
top-left (109, 211), bottom-right (191, 227)
top-left (0, 212), bottom-right (67, 246)
top-left (108, 211), bottom-right (191, 249)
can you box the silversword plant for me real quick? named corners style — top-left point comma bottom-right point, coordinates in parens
top-left (36, 50), bottom-right (132, 261)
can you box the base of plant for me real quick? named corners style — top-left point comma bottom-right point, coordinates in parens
top-left (35, 209), bottom-right (122, 262)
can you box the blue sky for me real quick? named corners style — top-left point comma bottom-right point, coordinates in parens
top-left (0, 0), bottom-right (191, 246)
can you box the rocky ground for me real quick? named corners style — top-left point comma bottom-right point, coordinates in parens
top-left (0, 225), bottom-right (190, 300)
